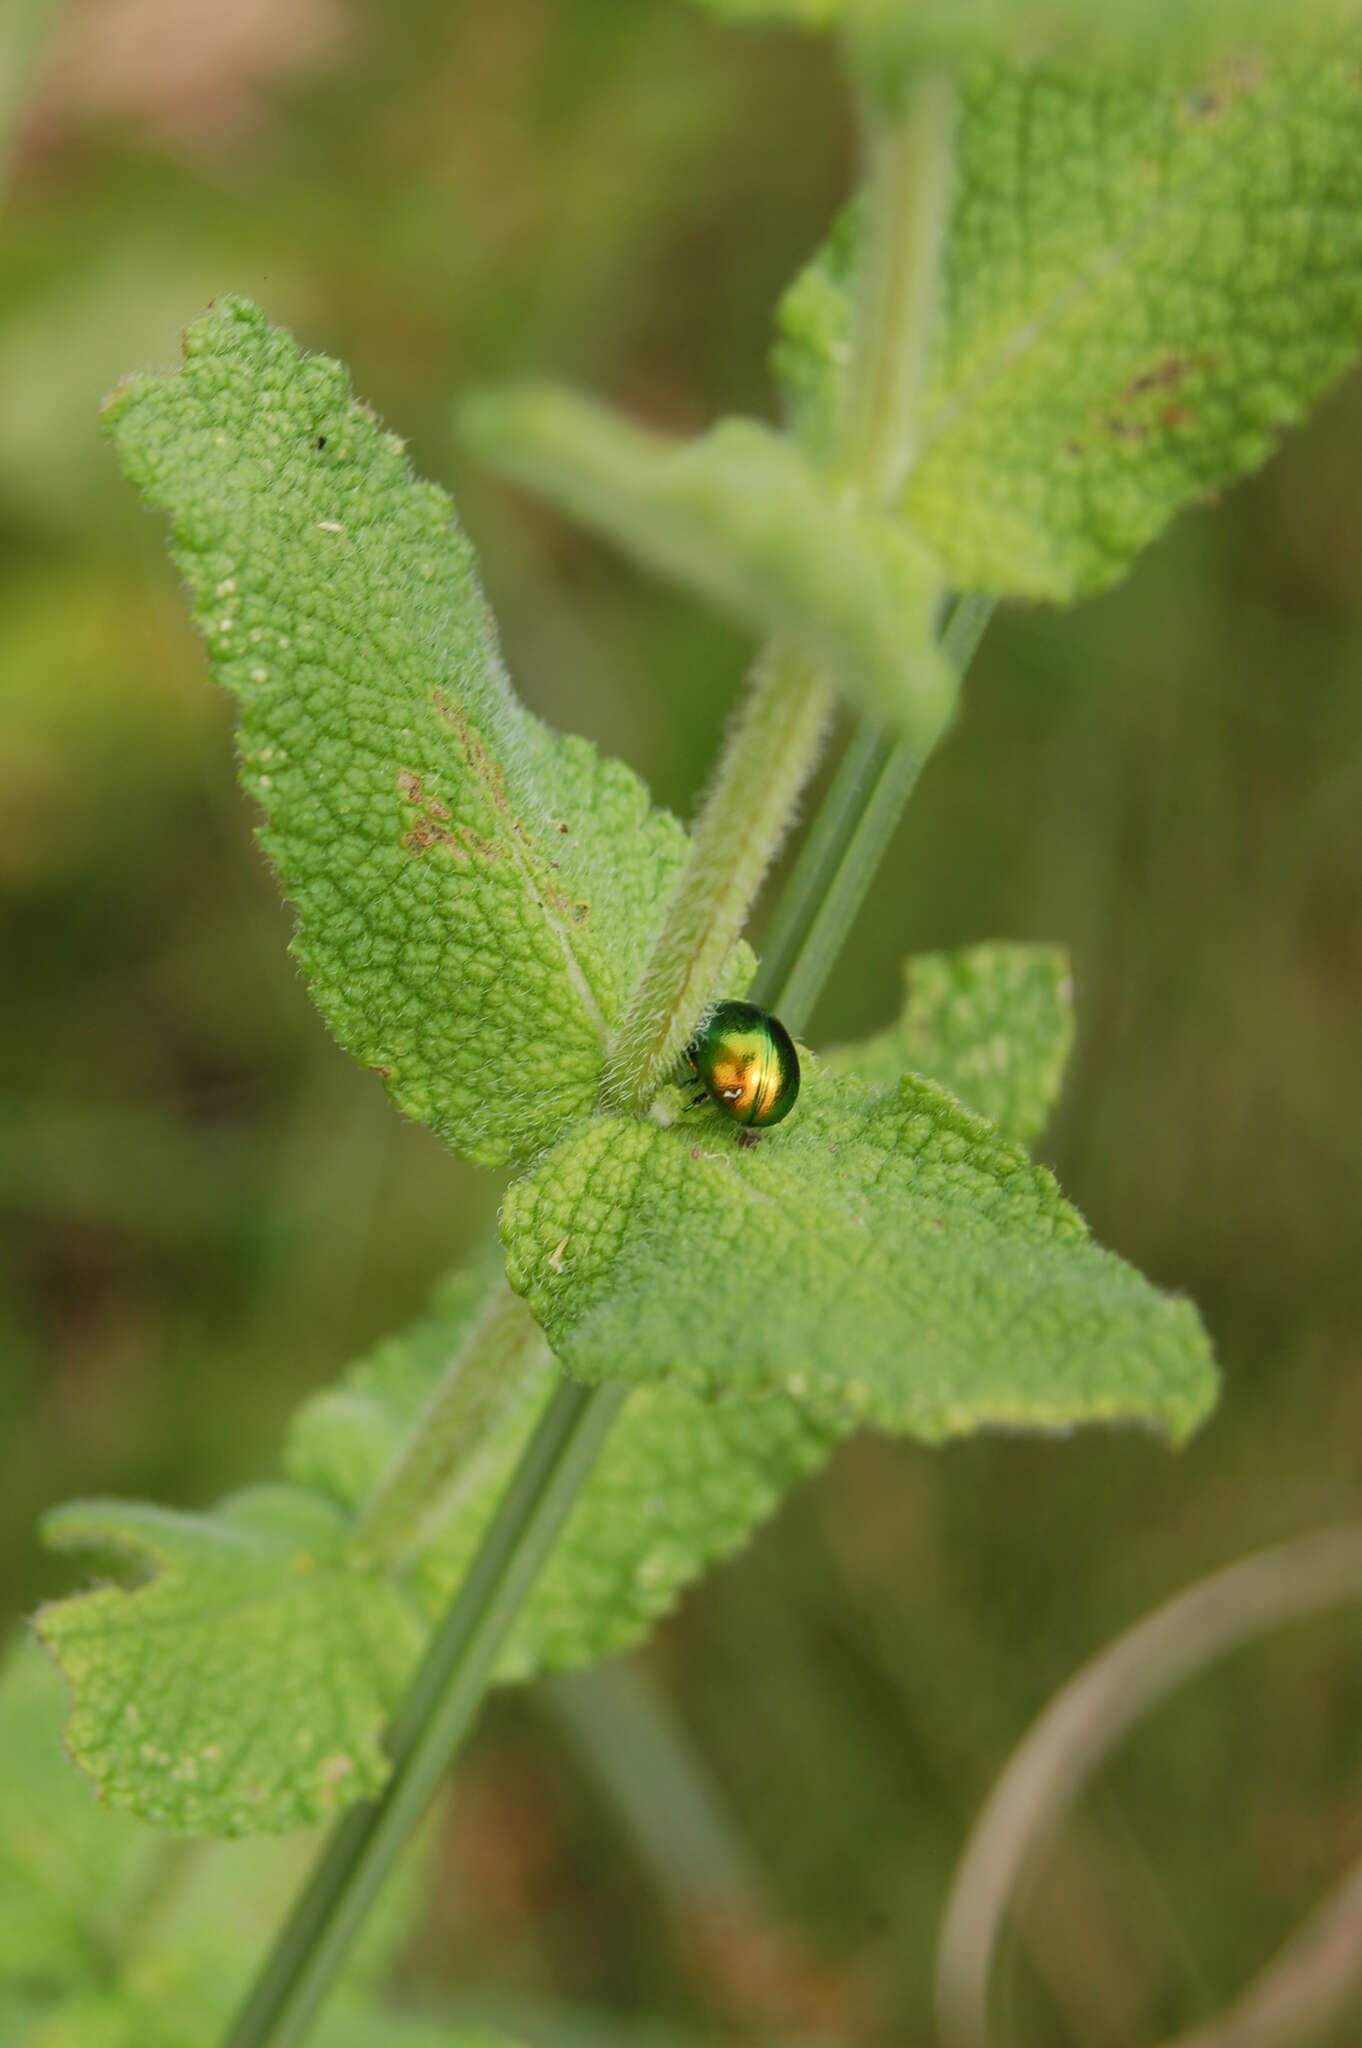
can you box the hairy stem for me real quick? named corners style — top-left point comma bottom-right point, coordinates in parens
top-left (840, 68), bottom-right (957, 502)
top-left (353, 1280), bottom-right (547, 1573)
top-left (762, 591), bottom-right (994, 1038)
top-left (604, 68), bottom-right (957, 1103)
top-left (602, 641), bottom-right (832, 1112)
top-left (222, 65), bottom-right (965, 2048)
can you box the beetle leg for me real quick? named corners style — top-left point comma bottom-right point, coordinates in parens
top-left (735, 1128), bottom-right (761, 1150)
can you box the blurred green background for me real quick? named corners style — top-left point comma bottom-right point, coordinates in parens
top-left (3, 2), bottom-right (1362, 2042)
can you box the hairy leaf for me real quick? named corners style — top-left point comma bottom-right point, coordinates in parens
top-left (826, 942), bottom-right (1074, 1146)
top-left (106, 297), bottom-right (689, 1165)
top-left (502, 1070), bottom-right (1216, 1442)
top-left (39, 1276), bottom-right (831, 1835)
top-left (0, 1642), bottom-right (506, 2045)
top-left (38, 1490), bottom-right (424, 1833)
top-left (690, 0), bottom-right (1357, 69)
top-left (37, 949), bottom-right (1119, 1835)
top-left (292, 1298), bottom-right (834, 1683)
top-left (778, 54), bottom-right (1362, 598)
top-left (459, 388), bottom-right (949, 733)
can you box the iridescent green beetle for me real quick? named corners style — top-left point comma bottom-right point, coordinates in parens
top-left (684, 999), bottom-right (800, 1144)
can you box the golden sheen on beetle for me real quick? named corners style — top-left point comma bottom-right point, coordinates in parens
top-left (684, 999), bottom-right (800, 1137)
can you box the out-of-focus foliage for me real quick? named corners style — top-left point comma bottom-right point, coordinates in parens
top-left (778, 55), bottom-right (1362, 599)
top-left (0, 1639), bottom-right (518, 2046)
top-left (459, 390), bottom-right (949, 729)
top-left (4, 3), bottom-right (1362, 2043)
top-left (688, 0), bottom-right (1361, 70)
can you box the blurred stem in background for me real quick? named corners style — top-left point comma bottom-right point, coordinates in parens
top-left (0, 0), bottom-right (55, 192)
top-left (937, 1526), bottom-right (1362, 2048)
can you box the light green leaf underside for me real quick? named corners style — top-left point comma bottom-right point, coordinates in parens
top-left (459, 388), bottom-right (950, 733)
top-left (38, 1490), bottom-right (424, 1833)
top-left (106, 296), bottom-right (689, 1165)
top-left (827, 941), bottom-right (1074, 1146)
top-left (39, 1272), bottom-right (831, 1835)
top-left (502, 1069), bottom-right (1216, 1443)
top-left (291, 1303), bottom-right (833, 1686)
top-left (777, 54), bottom-right (1362, 599)
top-left (692, 0), bottom-right (1358, 69)
top-left (0, 1642), bottom-right (510, 2046)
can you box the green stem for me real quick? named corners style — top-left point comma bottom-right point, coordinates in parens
top-left (602, 67), bottom-right (957, 1109)
top-left (839, 68), bottom-right (957, 503)
top-left (602, 641), bottom-right (833, 1114)
top-left (353, 1280), bottom-right (546, 1573)
top-left (750, 718), bottom-right (894, 1015)
top-left (766, 591), bottom-right (995, 1038)
top-left (223, 63), bottom-right (966, 2048)
top-left (0, 0), bottom-right (56, 196)
top-left (224, 1375), bottom-right (627, 2048)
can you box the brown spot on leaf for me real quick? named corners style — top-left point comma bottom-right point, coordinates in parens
top-left (404, 821), bottom-right (469, 862)
top-left (397, 766), bottom-right (452, 823)
top-left (1123, 351), bottom-right (1219, 402)
top-left (456, 825), bottom-right (503, 864)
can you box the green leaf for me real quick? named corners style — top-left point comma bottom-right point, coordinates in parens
top-left (459, 388), bottom-right (950, 734)
top-left (0, 1640), bottom-right (503, 2046)
top-left (0, 1639), bottom-right (154, 1998)
top-left (689, 0), bottom-right (1357, 69)
top-left (39, 1274), bottom-right (831, 1835)
top-left (287, 1277), bottom-right (833, 1683)
top-left (106, 296), bottom-right (690, 1165)
top-left (501, 1069), bottom-right (1217, 1443)
top-left (36, 950), bottom-right (1187, 1836)
top-left (38, 1489), bottom-right (425, 1833)
top-left (403, 1375), bottom-right (834, 1686)
top-left (777, 53), bottom-right (1362, 599)
top-left (826, 942), bottom-right (1074, 1146)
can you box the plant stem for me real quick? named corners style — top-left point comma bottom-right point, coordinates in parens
top-left (601, 641), bottom-right (833, 1114)
top-left (750, 717), bottom-right (894, 1013)
top-left (353, 1280), bottom-right (547, 1573)
top-left (839, 68), bottom-right (956, 503)
top-left (0, 0), bottom-right (56, 198)
top-left (761, 591), bottom-right (994, 1039)
top-left (223, 64), bottom-right (966, 2048)
top-left (225, 1373), bottom-right (627, 2048)
top-left (602, 68), bottom-right (957, 1109)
